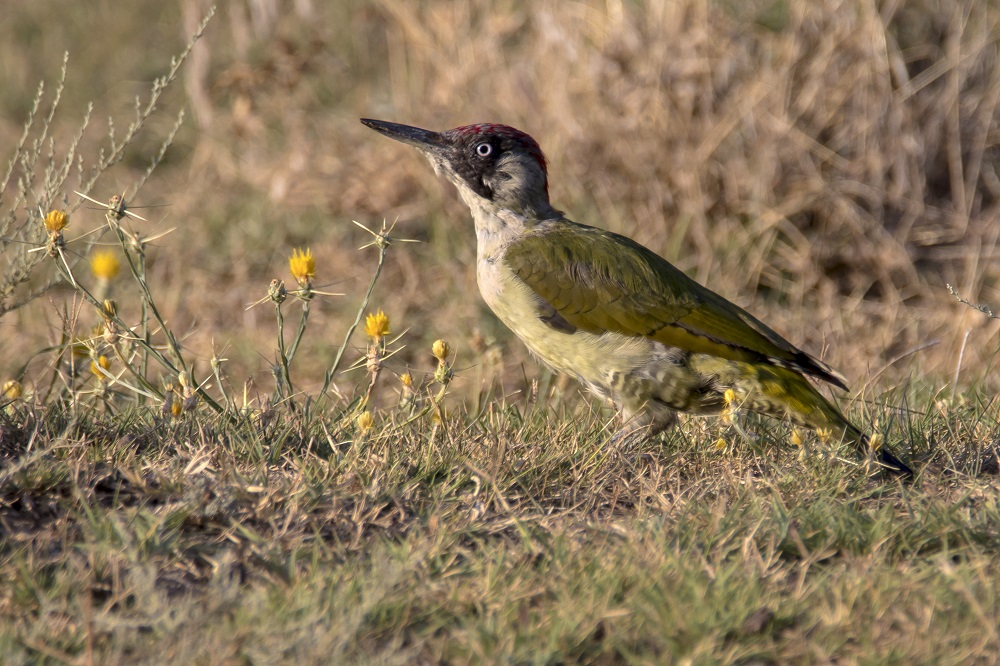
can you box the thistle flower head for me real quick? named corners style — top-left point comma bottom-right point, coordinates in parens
top-left (90, 355), bottom-right (112, 382)
top-left (867, 433), bottom-right (883, 451)
top-left (103, 321), bottom-right (120, 346)
top-left (3, 380), bottom-right (23, 400)
top-left (356, 410), bottom-right (375, 431)
top-left (398, 372), bottom-right (417, 410)
top-left (365, 309), bottom-right (390, 341)
top-left (90, 250), bottom-right (121, 281)
top-left (44, 210), bottom-right (68, 232)
top-left (432, 339), bottom-right (451, 362)
top-left (102, 298), bottom-right (118, 318)
top-left (432, 339), bottom-right (453, 385)
top-left (289, 248), bottom-right (316, 287)
top-left (268, 279), bottom-right (287, 304)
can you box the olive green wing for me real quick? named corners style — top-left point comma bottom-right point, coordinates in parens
top-left (504, 221), bottom-right (848, 390)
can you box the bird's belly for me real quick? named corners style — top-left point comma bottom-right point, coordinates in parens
top-left (478, 264), bottom-right (722, 415)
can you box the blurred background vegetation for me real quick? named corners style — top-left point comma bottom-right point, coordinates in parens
top-left (2, 0), bottom-right (998, 408)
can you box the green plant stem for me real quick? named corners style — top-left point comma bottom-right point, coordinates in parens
top-left (274, 301), bottom-right (294, 401)
top-left (109, 221), bottom-right (186, 373)
top-left (212, 360), bottom-right (231, 413)
top-left (51, 245), bottom-right (227, 416)
top-left (138, 249), bottom-right (150, 392)
top-left (320, 242), bottom-right (388, 402)
top-left (286, 299), bottom-right (311, 362)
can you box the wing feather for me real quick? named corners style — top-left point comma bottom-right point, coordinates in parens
top-left (504, 221), bottom-right (849, 390)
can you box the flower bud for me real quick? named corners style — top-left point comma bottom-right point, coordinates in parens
top-left (431, 339), bottom-right (451, 362)
top-left (268, 279), bottom-right (287, 304)
top-left (356, 410), bottom-right (374, 431)
top-left (3, 380), bottom-right (23, 400)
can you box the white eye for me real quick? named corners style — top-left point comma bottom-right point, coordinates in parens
top-left (475, 142), bottom-right (493, 157)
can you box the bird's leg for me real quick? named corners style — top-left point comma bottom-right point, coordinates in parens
top-left (608, 420), bottom-right (651, 451)
top-left (607, 406), bottom-right (677, 461)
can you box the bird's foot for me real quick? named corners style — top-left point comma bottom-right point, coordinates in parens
top-left (606, 422), bottom-right (662, 472)
top-left (608, 424), bottom-right (650, 450)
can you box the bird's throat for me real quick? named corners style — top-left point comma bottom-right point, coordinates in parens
top-left (470, 202), bottom-right (529, 257)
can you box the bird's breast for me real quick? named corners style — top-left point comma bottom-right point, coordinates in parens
top-left (475, 251), bottom-right (724, 420)
top-left (477, 255), bottom-right (646, 384)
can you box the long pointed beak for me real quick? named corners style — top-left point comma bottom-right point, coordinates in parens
top-left (360, 119), bottom-right (446, 153)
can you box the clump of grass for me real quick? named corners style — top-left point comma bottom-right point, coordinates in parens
top-left (0, 389), bottom-right (997, 663)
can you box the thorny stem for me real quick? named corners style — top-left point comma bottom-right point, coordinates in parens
top-left (48, 249), bottom-right (165, 399)
top-left (401, 380), bottom-right (452, 427)
top-left (108, 218), bottom-right (187, 373)
top-left (274, 300), bottom-right (294, 402)
top-left (50, 241), bottom-right (228, 416)
top-left (212, 356), bottom-right (231, 412)
top-left (362, 369), bottom-right (381, 407)
top-left (320, 238), bottom-right (388, 402)
top-left (286, 299), bottom-right (311, 362)
top-left (137, 244), bottom-right (150, 396)
top-left (361, 345), bottom-right (383, 408)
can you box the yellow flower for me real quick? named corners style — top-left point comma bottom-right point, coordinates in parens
top-left (90, 250), bottom-right (120, 281)
top-left (44, 210), bottom-right (68, 232)
top-left (102, 298), bottom-right (118, 318)
top-left (400, 372), bottom-right (413, 387)
top-left (714, 438), bottom-right (727, 450)
top-left (356, 410), bottom-right (375, 431)
top-left (171, 396), bottom-right (183, 418)
top-left (816, 428), bottom-right (833, 443)
top-left (790, 429), bottom-right (804, 447)
top-left (90, 355), bottom-right (112, 381)
top-left (364, 309), bottom-right (390, 340)
top-left (868, 433), bottom-right (883, 451)
top-left (3, 380), bottom-right (23, 400)
top-left (288, 248), bottom-right (316, 287)
top-left (723, 389), bottom-right (737, 406)
top-left (432, 339), bottom-right (451, 362)
top-left (431, 406), bottom-right (446, 425)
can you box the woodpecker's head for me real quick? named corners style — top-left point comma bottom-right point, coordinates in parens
top-left (362, 119), bottom-right (554, 218)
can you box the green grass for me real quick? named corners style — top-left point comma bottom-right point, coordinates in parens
top-left (1, 397), bottom-right (998, 664)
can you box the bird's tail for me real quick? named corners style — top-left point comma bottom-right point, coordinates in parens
top-left (820, 405), bottom-right (913, 479)
top-left (837, 412), bottom-right (913, 479)
top-left (750, 366), bottom-right (914, 478)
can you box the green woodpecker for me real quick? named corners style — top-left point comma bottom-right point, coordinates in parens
top-left (361, 119), bottom-right (911, 476)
